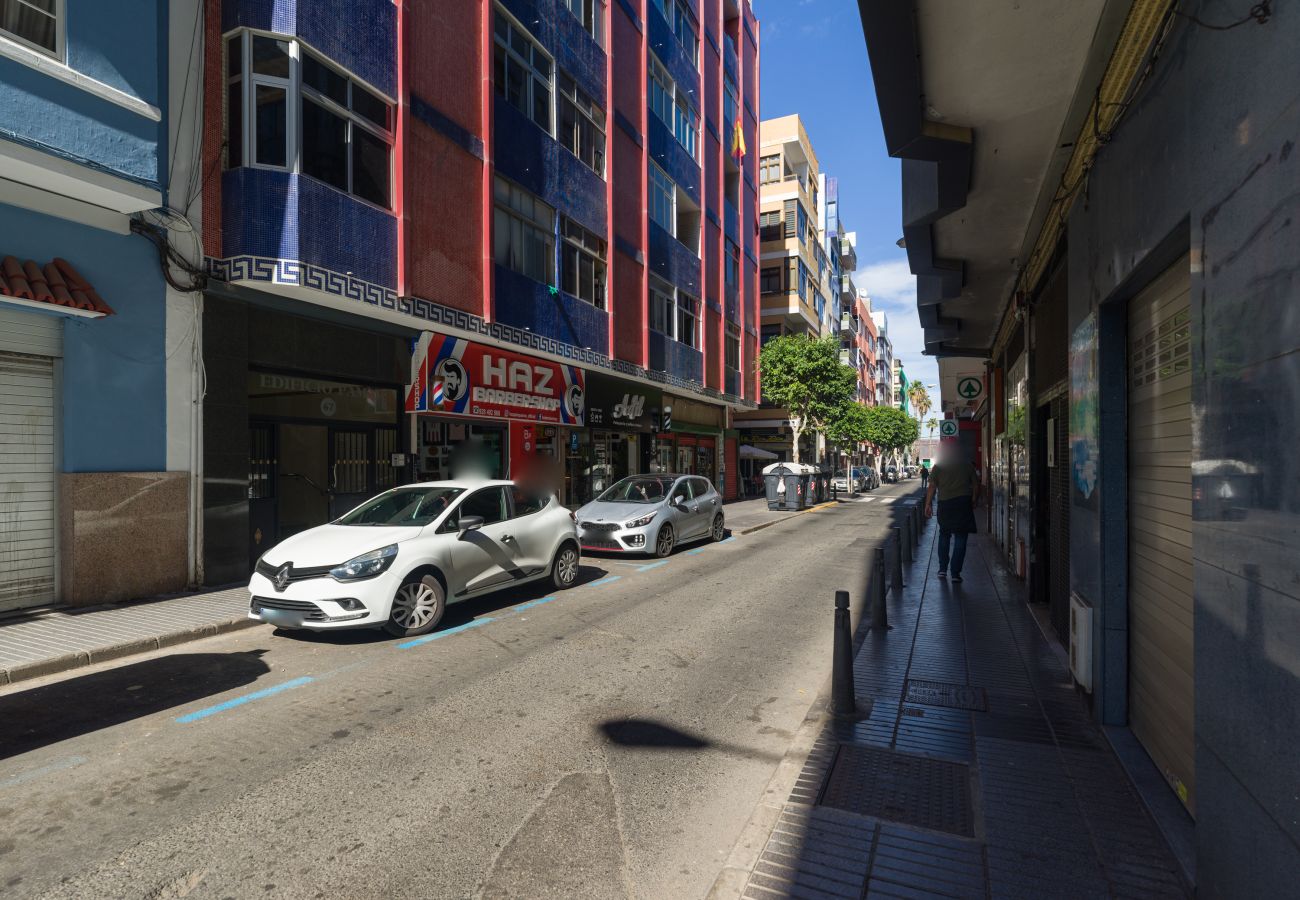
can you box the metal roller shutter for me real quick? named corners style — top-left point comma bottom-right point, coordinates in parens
top-left (1127, 257), bottom-right (1194, 813)
top-left (0, 350), bottom-right (58, 612)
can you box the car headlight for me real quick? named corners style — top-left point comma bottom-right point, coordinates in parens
top-left (624, 513), bottom-right (657, 529)
top-left (330, 544), bottom-right (398, 581)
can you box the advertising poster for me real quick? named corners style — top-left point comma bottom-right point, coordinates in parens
top-left (1069, 312), bottom-right (1099, 504)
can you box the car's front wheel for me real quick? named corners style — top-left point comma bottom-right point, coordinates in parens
top-left (711, 514), bottom-right (726, 542)
top-left (551, 542), bottom-right (580, 590)
top-left (654, 524), bottom-right (675, 558)
top-left (384, 573), bottom-right (446, 638)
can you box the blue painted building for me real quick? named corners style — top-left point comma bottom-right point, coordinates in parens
top-left (0, 0), bottom-right (204, 610)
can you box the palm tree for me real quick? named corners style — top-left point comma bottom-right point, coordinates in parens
top-left (908, 382), bottom-right (932, 424)
top-left (926, 417), bottom-right (939, 439)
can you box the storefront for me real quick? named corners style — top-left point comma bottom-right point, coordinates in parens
top-left (580, 373), bottom-right (662, 504)
top-left (655, 393), bottom-right (725, 487)
top-left (406, 333), bottom-right (586, 500)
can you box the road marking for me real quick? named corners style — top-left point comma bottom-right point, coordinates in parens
top-left (588, 576), bottom-right (623, 587)
top-left (510, 596), bottom-right (555, 613)
top-left (721, 536), bottom-right (737, 543)
top-left (636, 560), bottom-right (670, 571)
top-left (395, 616), bottom-right (495, 649)
top-left (685, 548), bottom-right (706, 555)
top-left (175, 676), bottom-right (316, 723)
top-left (1, 755), bottom-right (88, 788)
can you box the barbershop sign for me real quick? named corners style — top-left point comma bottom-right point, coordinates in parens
top-left (406, 334), bottom-right (585, 425)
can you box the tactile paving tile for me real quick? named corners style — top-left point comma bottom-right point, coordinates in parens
top-left (904, 678), bottom-right (988, 711)
top-left (818, 744), bottom-right (974, 837)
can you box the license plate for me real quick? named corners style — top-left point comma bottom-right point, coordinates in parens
top-left (582, 539), bottom-right (620, 550)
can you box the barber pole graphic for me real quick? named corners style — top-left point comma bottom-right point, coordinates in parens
top-left (432, 380), bottom-right (445, 406)
top-left (405, 332), bottom-right (433, 412)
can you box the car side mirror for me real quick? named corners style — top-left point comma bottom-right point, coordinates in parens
top-left (458, 515), bottom-right (485, 533)
top-left (673, 499), bottom-right (689, 512)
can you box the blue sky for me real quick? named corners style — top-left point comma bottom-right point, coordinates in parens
top-left (755, 0), bottom-right (939, 418)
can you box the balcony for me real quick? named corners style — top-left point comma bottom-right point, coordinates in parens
top-left (840, 232), bottom-right (858, 272)
top-left (840, 347), bottom-right (864, 368)
top-left (839, 273), bottom-right (855, 299)
top-left (839, 313), bottom-right (859, 335)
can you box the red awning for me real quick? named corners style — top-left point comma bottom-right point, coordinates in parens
top-left (0, 256), bottom-right (114, 316)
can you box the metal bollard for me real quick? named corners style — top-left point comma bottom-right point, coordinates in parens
top-left (899, 519), bottom-right (913, 563)
top-left (872, 546), bottom-right (889, 629)
top-left (891, 528), bottom-right (906, 593)
top-left (912, 503), bottom-right (921, 544)
top-left (831, 590), bottom-right (856, 716)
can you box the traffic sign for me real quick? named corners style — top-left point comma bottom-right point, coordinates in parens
top-left (956, 377), bottom-right (982, 400)
top-left (940, 420), bottom-right (958, 437)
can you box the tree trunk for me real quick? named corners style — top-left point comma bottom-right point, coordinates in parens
top-left (791, 416), bottom-right (804, 464)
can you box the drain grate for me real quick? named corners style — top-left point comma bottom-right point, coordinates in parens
top-left (818, 744), bottom-right (974, 837)
top-left (905, 679), bottom-right (988, 711)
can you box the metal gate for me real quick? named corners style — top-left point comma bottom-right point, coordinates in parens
top-left (1049, 391), bottom-right (1071, 640)
top-left (1127, 256), bottom-right (1195, 813)
top-left (0, 351), bottom-right (57, 612)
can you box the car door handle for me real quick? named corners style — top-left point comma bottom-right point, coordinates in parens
top-left (501, 534), bottom-right (514, 543)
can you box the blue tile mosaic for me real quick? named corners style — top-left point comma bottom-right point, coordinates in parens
top-left (648, 220), bottom-right (702, 298)
top-left (493, 264), bottom-right (610, 356)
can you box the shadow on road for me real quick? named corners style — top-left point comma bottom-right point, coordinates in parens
top-left (598, 717), bottom-right (784, 763)
top-left (0, 651), bottom-right (272, 759)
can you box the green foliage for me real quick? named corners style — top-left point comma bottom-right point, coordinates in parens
top-left (759, 335), bottom-right (858, 461)
top-left (907, 382), bottom-right (932, 420)
top-left (926, 416), bottom-right (939, 437)
top-left (826, 402), bottom-right (873, 447)
top-left (863, 405), bottom-right (920, 452)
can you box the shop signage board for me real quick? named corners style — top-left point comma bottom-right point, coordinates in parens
top-left (585, 373), bottom-right (661, 431)
top-left (940, 420), bottom-right (958, 438)
top-left (406, 334), bottom-right (585, 426)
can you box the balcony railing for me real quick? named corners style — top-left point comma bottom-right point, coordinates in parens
top-left (840, 236), bottom-right (857, 272)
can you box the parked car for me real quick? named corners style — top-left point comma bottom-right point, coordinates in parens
top-left (883, 465), bottom-right (899, 483)
top-left (575, 474), bottom-right (725, 558)
top-left (248, 480), bottom-right (580, 638)
top-left (854, 467), bottom-right (880, 490)
top-left (905, 465), bottom-right (919, 479)
top-left (833, 475), bottom-right (854, 494)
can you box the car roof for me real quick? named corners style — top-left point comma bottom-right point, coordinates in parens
top-left (401, 478), bottom-right (515, 489)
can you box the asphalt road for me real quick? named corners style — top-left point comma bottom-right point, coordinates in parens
top-left (0, 483), bottom-right (922, 900)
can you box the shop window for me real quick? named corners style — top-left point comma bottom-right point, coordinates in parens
top-left (558, 71), bottom-right (606, 176)
top-left (494, 175), bottom-right (556, 286)
top-left (560, 216), bottom-right (607, 308)
top-left (494, 8), bottom-right (553, 133)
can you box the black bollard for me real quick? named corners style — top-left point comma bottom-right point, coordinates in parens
top-left (872, 546), bottom-right (889, 630)
top-left (900, 519), bottom-right (913, 563)
top-left (831, 590), bottom-right (856, 715)
top-left (891, 528), bottom-right (905, 592)
top-left (912, 503), bottom-right (921, 544)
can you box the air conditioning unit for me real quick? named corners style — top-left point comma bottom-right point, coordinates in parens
top-left (1069, 594), bottom-right (1093, 692)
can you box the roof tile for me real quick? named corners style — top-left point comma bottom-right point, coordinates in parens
top-left (0, 255), bottom-right (114, 316)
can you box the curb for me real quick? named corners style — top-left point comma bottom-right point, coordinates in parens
top-left (737, 500), bottom-right (838, 536)
top-left (0, 617), bottom-right (263, 688)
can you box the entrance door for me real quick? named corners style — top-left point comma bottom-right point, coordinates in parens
top-left (330, 429), bottom-right (371, 519)
top-left (278, 424), bottom-right (329, 540)
top-left (0, 350), bottom-right (57, 612)
top-left (1127, 257), bottom-right (1195, 813)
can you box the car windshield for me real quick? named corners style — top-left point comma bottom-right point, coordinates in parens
top-left (335, 487), bottom-right (465, 526)
top-left (595, 475), bottom-right (677, 504)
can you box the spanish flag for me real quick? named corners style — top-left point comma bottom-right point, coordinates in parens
top-left (731, 119), bottom-right (746, 160)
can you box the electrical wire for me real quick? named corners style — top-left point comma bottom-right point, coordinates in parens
top-left (1173, 0), bottom-right (1271, 29)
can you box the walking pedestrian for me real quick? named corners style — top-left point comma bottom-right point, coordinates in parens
top-left (919, 464), bottom-right (929, 495)
top-left (923, 444), bottom-right (981, 583)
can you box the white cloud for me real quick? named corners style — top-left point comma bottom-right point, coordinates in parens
top-left (853, 257), bottom-right (941, 419)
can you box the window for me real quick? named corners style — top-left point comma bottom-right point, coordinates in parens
top-left (724, 73), bottom-right (738, 130)
top-left (650, 277), bottom-right (675, 335)
top-left (760, 266), bottom-right (782, 294)
top-left (759, 155), bottom-right (780, 185)
top-left (1, 0), bottom-right (59, 57)
top-left (650, 276), bottom-right (698, 349)
top-left (656, 0), bottom-right (698, 63)
top-left (494, 175), bottom-right (556, 286)
top-left (493, 10), bottom-right (552, 133)
top-left (511, 486), bottom-right (549, 517)
top-left (759, 211), bottom-right (782, 242)
top-left (649, 55), bottom-right (696, 159)
top-left (726, 321), bottom-right (740, 371)
top-left (558, 71), bottom-right (605, 176)
top-left (725, 241), bottom-right (739, 289)
top-left (676, 291), bottom-right (699, 348)
top-left (224, 31), bottom-right (395, 208)
top-left (563, 0), bottom-right (604, 44)
top-left (796, 204), bottom-right (807, 245)
top-left (649, 163), bottom-right (675, 235)
top-left (560, 216), bottom-right (607, 308)
top-left (457, 486), bottom-right (510, 526)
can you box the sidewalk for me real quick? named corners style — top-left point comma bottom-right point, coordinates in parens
top-left (720, 515), bottom-right (1189, 898)
top-left (0, 588), bottom-right (258, 686)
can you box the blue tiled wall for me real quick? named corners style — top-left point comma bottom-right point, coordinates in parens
top-left (494, 98), bottom-right (607, 236)
top-left (648, 330), bottom-right (703, 384)
top-left (647, 115), bottom-right (700, 203)
top-left (647, 1), bottom-right (699, 103)
top-left (221, 168), bottom-right (397, 288)
top-left (724, 199), bottom-right (739, 244)
top-left (498, 0), bottom-right (607, 104)
top-left (494, 265), bottom-right (610, 355)
top-left (224, 0), bottom-right (396, 97)
top-left (648, 221), bottom-right (701, 298)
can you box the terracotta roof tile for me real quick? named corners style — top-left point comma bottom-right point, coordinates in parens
top-left (0, 256), bottom-right (114, 316)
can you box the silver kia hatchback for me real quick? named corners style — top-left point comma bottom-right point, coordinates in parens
top-left (575, 474), bottom-right (726, 557)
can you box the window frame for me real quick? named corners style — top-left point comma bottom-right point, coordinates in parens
top-left (649, 162), bottom-right (676, 236)
top-left (562, 0), bottom-right (604, 46)
top-left (560, 215), bottom-right (607, 309)
top-left (493, 6), bottom-right (554, 135)
top-left (493, 174), bottom-right (557, 287)
top-left (0, 0), bottom-right (64, 62)
top-left (557, 69), bottom-right (606, 177)
top-left (649, 275), bottom-right (699, 349)
top-left (656, 0), bottom-right (698, 64)
top-left (648, 52), bottom-right (697, 160)
top-left (725, 320), bottom-right (741, 371)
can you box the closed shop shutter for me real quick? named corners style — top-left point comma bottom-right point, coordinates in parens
top-left (1049, 392), bottom-right (1071, 641)
top-left (0, 306), bottom-right (63, 357)
top-left (0, 350), bottom-right (58, 612)
top-left (1127, 257), bottom-right (1194, 814)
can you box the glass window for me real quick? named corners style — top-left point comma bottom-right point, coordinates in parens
top-left (352, 126), bottom-right (390, 208)
top-left (649, 53), bottom-right (695, 159)
top-left (649, 56), bottom-right (673, 129)
top-left (673, 97), bottom-right (697, 158)
top-left (563, 0), bottom-right (603, 44)
top-left (650, 277), bottom-right (675, 336)
top-left (301, 98), bottom-right (348, 190)
top-left (726, 321), bottom-right (740, 370)
top-left (560, 216), bottom-right (607, 308)
top-left (494, 175), bottom-right (556, 286)
top-left (649, 164), bottom-right (675, 234)
top-left (759, 211), bottom-right (782, 242)
top-left (558, 72), bottom-right (606, 176)
top-left (302, 52), bottom-right (347, 105)
top-left (760, 266), bottom-right (782, 294)
top-left (336, 487), bottom-right (464, 527)
top-left (1, 0), bottom-right (58, 56)
top-left (656, 0), bottom-right (698, 63)
top-left (725, 241), bottom-right (739, 288)
top-left (677, 292), bottom-right (699, 349)
top-left (351, 83), bottom-right (391, 131)
top-left (455, 486), bottom-right (510, 526)
top-left (255, 84), bottom-right (287, 167)
top-left (760, 154), bottom-right (780, 184)
top-left (493, 11), bottom-right (553, 133)
top-left (251, 35), bottom-right (290, 78)
top-left (512, 487), bottom-right (550, 517)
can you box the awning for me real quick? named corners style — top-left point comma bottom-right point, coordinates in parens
top-left (0, 256), bottom-right (114, 317)
top-left (739, 444), bottom-right (778, 460)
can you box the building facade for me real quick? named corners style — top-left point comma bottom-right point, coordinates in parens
top-left (194, 0), bottom-right (762, 584)
top-left (862, 0), bottom-right (1300, 891)
top-left (0, 0), bottom-right (206, 612)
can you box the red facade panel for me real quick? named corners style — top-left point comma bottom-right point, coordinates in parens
top-left (408, 0), bottom-right (482, 134)
top-left (408, 127), bottom-right (484, 314)
top-left (613, 260), bottom-right (644, 364)
top-left (201, 3), bottom-right (224, 257)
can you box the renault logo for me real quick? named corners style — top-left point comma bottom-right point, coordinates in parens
top-left (274, 564), bottom-right (292, 592)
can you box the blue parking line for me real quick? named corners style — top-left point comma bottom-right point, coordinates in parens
top-left (395, 616), bottom-right (494, 649)
top-left (636, 560), bottom-right (670, 572)
top-left (175, 676), bottom-right (315, 723)
top-left (1, 755), bottom-right (88, 788)
top-left (686, 548), bottom-right (706, 555)
top-left (510, 596), bottom-right (555, 613)
top-left (588, 576), bottom-right (623, 586)
top-left (721, 536), bottom-right (737, 544)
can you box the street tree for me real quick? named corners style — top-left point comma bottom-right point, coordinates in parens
top-left (759, 335), bottom-right (858, 464)
top-left (926, 416), bottom-right (939, 439)
top-left (863, 405), bottom-right (920, 468)
top-left (826, 402), bottom-right (873, 479)
top-left (908, 381), bottom-right (932, 423)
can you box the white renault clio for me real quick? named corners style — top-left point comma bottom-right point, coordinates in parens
top-left (247, 480), bottom-right (580, 638)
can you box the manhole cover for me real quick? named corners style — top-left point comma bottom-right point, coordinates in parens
top-left (818, 744), bottom-right (974, 837)
top-left (905, 679), bottom-right (987, 711)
